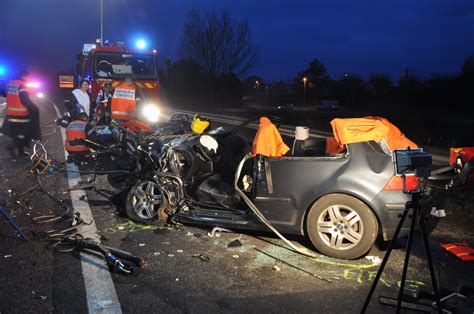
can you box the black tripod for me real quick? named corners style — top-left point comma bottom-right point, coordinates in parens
top-left (361, 190), bottom-right (443, 313)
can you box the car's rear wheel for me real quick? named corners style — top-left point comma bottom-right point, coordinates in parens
top-left (125, 179), bottom-right (168, 225)
top-left (306, 194), bottom-right (378, 259)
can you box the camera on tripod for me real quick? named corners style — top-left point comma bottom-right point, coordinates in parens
top-left (363, 148), bottom-right (446, 313)
top-left (393, 148), bottom-right (433, 193)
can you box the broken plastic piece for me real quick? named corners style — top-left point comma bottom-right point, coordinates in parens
top-left (153, 228), bottom-right (171, 235)
top-left (207, 227), bottom-right (233, 237)
top-left (232, 255), bottom-right (239, 259)
top-left (272, 265), bottom-right (281, 271)
top-left (365, 255), bottom-right (382, 264)
top-left (227, 239), bottom-right (243, 248)
top-left (430, 207), bottom-right (446, 218)
top-left (192, 254), bottom-right (210, 263)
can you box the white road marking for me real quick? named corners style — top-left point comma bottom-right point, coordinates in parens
top-left (51, 101), bottom-right (122, 314)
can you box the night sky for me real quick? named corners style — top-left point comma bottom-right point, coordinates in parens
top-left (1, 0), bottom-right (473, 82)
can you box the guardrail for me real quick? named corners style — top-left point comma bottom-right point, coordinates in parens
top-left (162, 107), bottom-right (450, 164)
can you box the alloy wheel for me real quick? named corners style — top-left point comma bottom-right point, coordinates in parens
top-left (131, 181), bottom-right (163, 220)
top-left (317, 205), bottom-right (364, 251)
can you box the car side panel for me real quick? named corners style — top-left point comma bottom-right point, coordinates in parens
top-left (253, 142), bottom-right (396, 235)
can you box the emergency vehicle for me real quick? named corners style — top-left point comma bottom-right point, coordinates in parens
top-left (75, 42), bottom-right (160, 101)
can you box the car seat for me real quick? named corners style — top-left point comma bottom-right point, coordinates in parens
top-left (292, 138), bottom-right (327, 157)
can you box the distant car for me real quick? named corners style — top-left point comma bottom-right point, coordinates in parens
top-left (318, 100), bottom-right (340, 111)
top-left (277, 104), bottom-right (294, 111)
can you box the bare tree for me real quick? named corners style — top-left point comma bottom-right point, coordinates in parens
top-left (181, 8), bottom-right (258, 79)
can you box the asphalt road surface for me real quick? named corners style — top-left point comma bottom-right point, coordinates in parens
top-left (0, 96), bottom-right (473, 313)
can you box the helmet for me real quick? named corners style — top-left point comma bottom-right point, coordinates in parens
top-left (191, 114), bottom-right (210, 134)
top-left (77, 108), bottom-right (88, 121)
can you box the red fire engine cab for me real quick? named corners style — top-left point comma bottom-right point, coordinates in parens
top-left (75, 42), bottom-right (160, 101)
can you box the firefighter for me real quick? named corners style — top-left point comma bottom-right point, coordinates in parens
top-left (1, 71), bottom-right (42, 157)
top-left (110, 77), bottom-right (137, 122)
top-left (64, 110), bottom-right (96, 164)
top-left (94, 81), bottom-right (113, 125)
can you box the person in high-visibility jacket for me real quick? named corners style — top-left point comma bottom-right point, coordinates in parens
top-left (110, 78), bottom-right (138, 122)
top-left (1, 71), bottom-right (42, 157)
top-left (64, 110), bottom-right (96, 164)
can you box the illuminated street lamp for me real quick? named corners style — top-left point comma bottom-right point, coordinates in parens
top-left (255, 80), bottom-right (260, 89)
top-left (303, 77), bottom-right (307, 105)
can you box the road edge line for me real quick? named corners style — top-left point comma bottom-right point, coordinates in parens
top-left (52, 101), bottom-right (122, 314)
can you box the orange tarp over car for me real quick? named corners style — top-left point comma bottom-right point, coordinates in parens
top-left (329, 116), bottom-right (417, 151)
top-left (252, 117), bottom-right (290, 157)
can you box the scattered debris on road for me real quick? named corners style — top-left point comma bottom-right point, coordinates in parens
top-left (232, 255), bottom-right (239, 259)
top-left (272, 265), bottom-right (281, 272)
top-left (192, 254), bottom-right (211, 263)
top-left (255, 248), bottom-right (332, 283)
top-left (227, 239), bottom-right (243, 248)
top-left (365, 255), bottom-right (383, 264)
top-left (207, 227), bottom-right (233, 237)
top-left (57, 235), bottom-right (147, 274)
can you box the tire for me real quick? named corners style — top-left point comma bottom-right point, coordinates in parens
top-left (306, 194), bottom-right (378, 259)
top-left (125, 179), bottom-right (168, 225)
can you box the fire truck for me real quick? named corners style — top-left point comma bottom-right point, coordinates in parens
top-left (75, 42), bottom-right (160, 101)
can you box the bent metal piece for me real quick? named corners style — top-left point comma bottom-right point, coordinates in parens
top-left (62, 235), bottom-right (146, 273)
top-left (234, 154), bottom-right (318, 259)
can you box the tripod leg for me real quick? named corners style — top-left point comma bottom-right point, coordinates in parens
top-left (419, 215), bottom-right (443, 313)
top-left (396, 208), bottom-right (417, 313)
top-left (0, 207), bottom-right (28, 241)
top-left (361, 208), bottom-right (410, 313)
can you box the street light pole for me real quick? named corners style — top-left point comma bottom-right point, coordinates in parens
top-left (303, 77), bottom-right (307, 106)
top-left (100, 0), bottom-right (103, 44)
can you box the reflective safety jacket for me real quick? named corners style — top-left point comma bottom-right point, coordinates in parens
top-left (111, 84), bottom-right (136, 120)
top-left (251, 117), bottom-right (289, 157)
top-left (6, 80), bottom-right (30, 121)
top-left (65, 120), bottom-right (89, 153)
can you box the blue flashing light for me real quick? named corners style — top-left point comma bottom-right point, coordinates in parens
top-left (135, 39), bottom-right (147, 50)
top-left (0, 65), bottom-right (6, 77)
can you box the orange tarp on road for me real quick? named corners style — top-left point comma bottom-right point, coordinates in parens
top-left (330, 116), bottom-right (417, 151)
